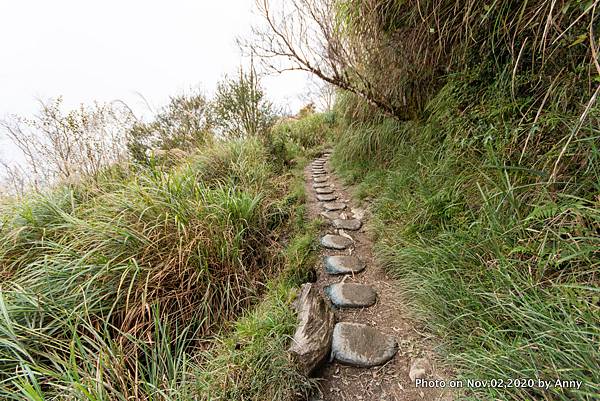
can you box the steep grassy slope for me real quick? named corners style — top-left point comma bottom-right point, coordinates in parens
top-left (0, 125), bottom-right (332, 400)
top-left (317, 1), bottom-right (599, 399)
top-left (330, 75), bottom-right (599, 400)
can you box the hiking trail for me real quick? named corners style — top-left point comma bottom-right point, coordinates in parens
top-left (305, 152), bottom-right (453, 401)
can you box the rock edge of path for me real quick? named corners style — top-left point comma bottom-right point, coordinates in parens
top-left (288, 283), bottom-right (335, 375)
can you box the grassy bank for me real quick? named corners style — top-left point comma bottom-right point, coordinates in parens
top-left (0, 124), bottom-right (329, 400)
top-left (330, 72), bottom-right (599, 400)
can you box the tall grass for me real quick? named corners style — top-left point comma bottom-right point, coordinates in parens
top-left (331, 68), bottom-right (599, 399)
top-left (0, 136), bottom-right (314, 399)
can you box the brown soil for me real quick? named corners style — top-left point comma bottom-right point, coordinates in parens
top-left (305, 156), bottom-right (456, 401)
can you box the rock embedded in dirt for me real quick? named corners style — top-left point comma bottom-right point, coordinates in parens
top-left (350, 207), bottom-right (366, 221)
top-left (320, 211), bottom-right (340, 220)
top-left (317, 194), bottom-right (337, 202)
top-left (315, 187), bottom-right (334, 194)
top-left (313, 182), bottom-right (331, 189)
top-left (331, 322), bottom-right (398, 367)
top-left (313, 176), bottom-right (328, 183)
top-left (332, 218), bottom-right (362, 231)
top-left (323, 202), bottom-right (346, 211)
top-left (324, 282), bottom-right (377, 308)
top-left (321, 234), bottom-right (353, 250)
top-left (288, 283), bottom-right (335, 376)
top-left (324, 255), bottom-right (366, 275)
top-left (409, 357), bottom-right (431, 381)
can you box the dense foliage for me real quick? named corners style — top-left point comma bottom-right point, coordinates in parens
top-left (0, 125), bottom-right (328, 400)
top-left (324, 1), bottom-right (599, 400)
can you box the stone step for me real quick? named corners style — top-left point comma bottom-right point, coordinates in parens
top-left (324, 282), bottom-right (377, 308)
top-left (313, 176), bottom-right (328, 183)
top-left (317, 194), bottom-right (337, 202)
top-left (312, 171), bottom-right (327, 176)
top-left (324, 255), bottom-right (366, 275)
top-left (331, 322), bottom-right (398, 367)
top-left (313, 182), bottom-right (331, 189)
top-left (320, 234), bottom-right (352, 250)
top-left (315, 187), bottom-right (334, 194)
top-left (320, 211), bottom-right (340, 220)
top-left (332, 218), bottom-right (362, 231)
top-left (323, 202), bottom-right (345, 211)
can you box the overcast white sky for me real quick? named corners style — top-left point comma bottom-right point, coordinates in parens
top-left (0, 0), bottom-right (310, 163)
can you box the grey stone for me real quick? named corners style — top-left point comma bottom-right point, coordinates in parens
top-left (288, 283), bottom-right (335, 375)
top-left (320, 234), bottom-right (352, 250)
top-left (331, 322), bottom-right (398, 367)
top-left (315, 187), bottom-right (334, 194)
top-left (324, 255), bottom-right (366, 275)
top-left (322, 202), bottom-right (346, 211)
top-left (409, 357), bottom-right (431, 381)
top-left (316, 194), bottom-right (337, 202)
top-left (313, 182), bottom-right (331, 189)
top-left (312, 171), bottom-right (327, 176)
top-left (332, 218), bottom-right (362, 231)
top-left (324, 283), bottom-right (377, 308)
top-left (320, 211), bottom-right (340, 220)
top-left (313, 176), bottom-right (328, 183)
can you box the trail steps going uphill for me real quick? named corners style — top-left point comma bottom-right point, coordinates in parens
top-left (303, 153), bottom-right (453, 401)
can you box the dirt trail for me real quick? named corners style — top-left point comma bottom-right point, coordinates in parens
top-left (305, 154), bottom-right (454, 401)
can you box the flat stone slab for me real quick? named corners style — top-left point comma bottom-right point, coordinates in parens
top-left (332, 218), bottom-right (362, 231)
top-left (320, 211), bottom-right (340, 220)
top-left (324, 255), bottom-right (366, 275)
top-left (325, 283), bottom-right (377, 308)
top-left (323, 202), bottom-right (346, 211)
top-left (331, 322), bottom-right (398, 367)
top-left (315, 187), bottom-right (334, 194)
top-left (317, 194), bottom-right (337, 202)
top-left (320, 234), bottom-right (352, 250)
top-left (312, 171), bottom-right (327, 176)
top-left (313, 177), bottom-right (328, 183)
top-left (313, 182), bottom-right (331, 189)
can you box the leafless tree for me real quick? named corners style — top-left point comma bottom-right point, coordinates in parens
top-left (243, 0), bottom-right (431, 120)
top-left (301, 75), bottom-right (337, 112)
top-left (0, 97), bottom-right (135, 191)
top-left (0, 160), bottom-right (27, 197)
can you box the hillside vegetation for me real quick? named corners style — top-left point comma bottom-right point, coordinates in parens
top-left (0, 62), bottom-right (337, 400)
top-left (315, 1), bottom-right (599, 400)
top-left (1, 1), bottom-right (598, 400)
